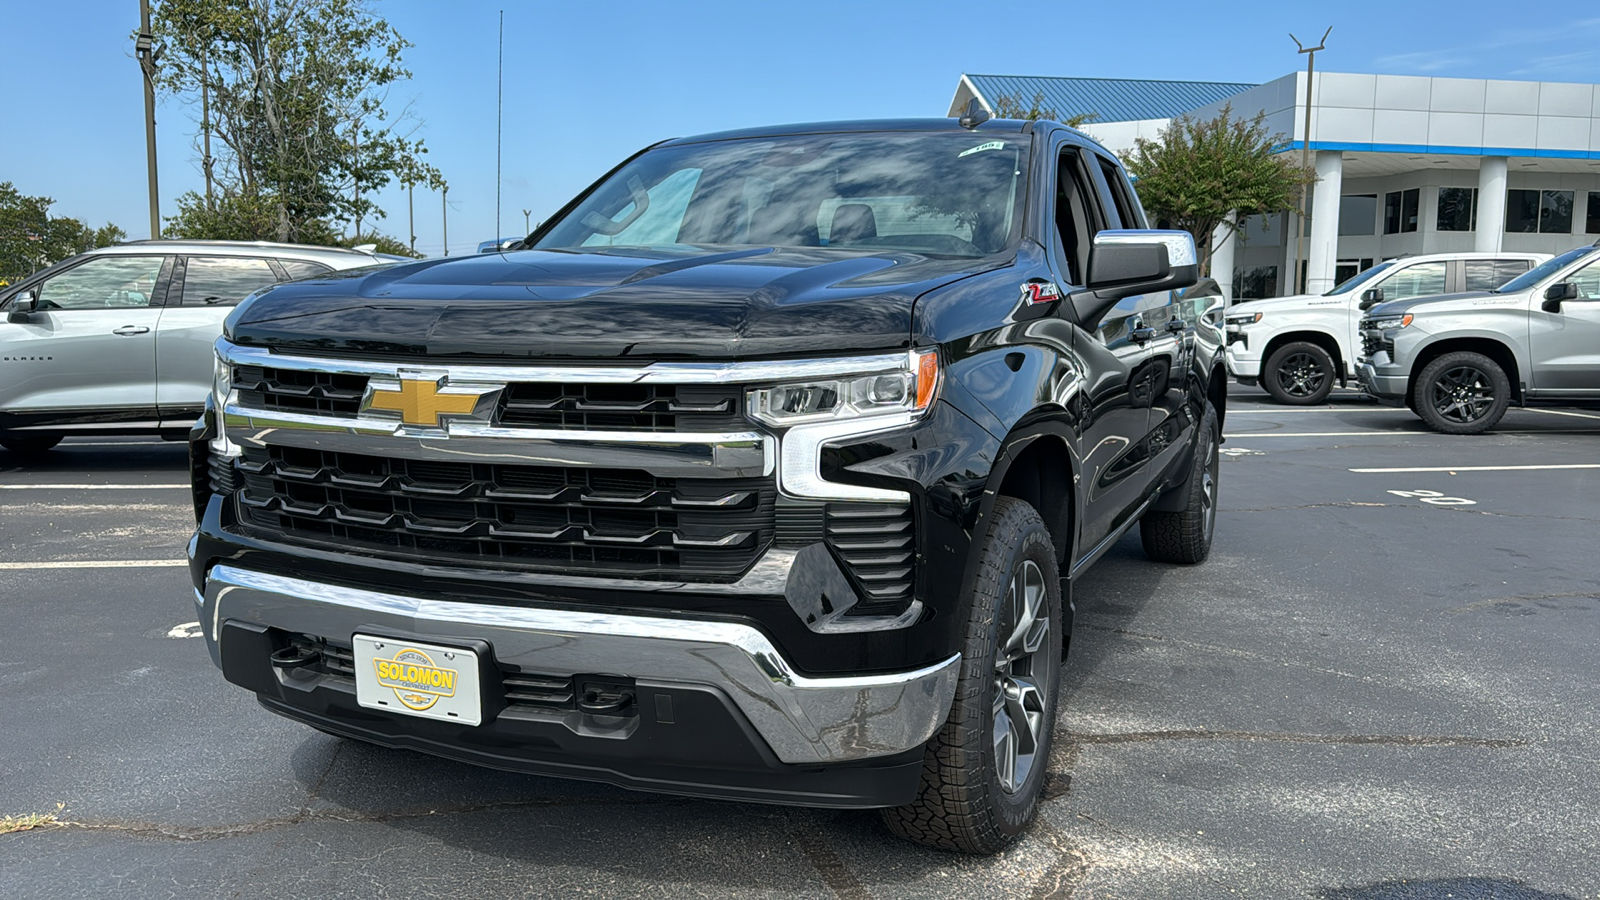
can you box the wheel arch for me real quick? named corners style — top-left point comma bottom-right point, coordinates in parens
top-left (1260, 329), bottom-right (1346, 384)
top-left (1408, 336), bottom-right (1523, 405)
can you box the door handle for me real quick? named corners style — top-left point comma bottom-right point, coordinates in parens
top-left (1166, 319), bottom-right (1187, 333)
top-left (1128, 327), bottom-right (1156, 345)
top-left (112, 325), bottom-right (150, 336)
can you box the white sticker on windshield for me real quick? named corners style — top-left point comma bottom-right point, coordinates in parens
top-left (958, 141), bottom-right (1007, 158)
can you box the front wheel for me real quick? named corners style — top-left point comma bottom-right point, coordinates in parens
top-left (1263, 341), bottom-right (1336, 405)
top-left (880, 496), bottom-right (1063, 854)
top-left (1140, 402), bottom-right (1220, 564)
top-left (1414, 352), bottom-right (1510, 435)
top-left (0, 434), bottom-right (63, 456)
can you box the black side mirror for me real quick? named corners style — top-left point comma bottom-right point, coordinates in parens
top-left (1358, 287), bottom-right (1384, 311)
top-left (1071, 230), bottom-right (1200, 327)
top-left (1542, 282), bottom-right (1579, 312)
top-left (5, 289), bottom-right (38, 324)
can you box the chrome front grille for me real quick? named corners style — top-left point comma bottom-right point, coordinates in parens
top-left (234, 365), bottom-right (369, 418)
top-left (233, 446), bottom-right (774, 579)
top-left (499, 382), bottom-right (745, 432)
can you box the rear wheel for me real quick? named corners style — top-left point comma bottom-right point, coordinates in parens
top-left (880, 496), bottom-right (1062, 854)
top-left (1414, 352), bottom-right (1510, 435)
top-left (1263, 341), bottom-right (1335, 405)
top-left (0, 434), bottom-right (63, 456)
top-left (1140, 402), bottom-right (1220, 564)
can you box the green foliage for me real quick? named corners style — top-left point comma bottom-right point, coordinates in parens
top-left (1124, 106), bottom-right (1311, 275)
top-left (0, 182), bottom-right (125, 281)
top-left (151, 0), bottom-right (444, 244)
top-left (988, 91), bottom-right (1096, 127)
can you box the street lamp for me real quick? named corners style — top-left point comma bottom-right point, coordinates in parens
top-left (136, 0), bottom-right (163, 239)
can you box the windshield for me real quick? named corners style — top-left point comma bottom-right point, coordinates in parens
top-left (535, 132), bottom-right (1031, 258)
top-left (1324, 262), bottom-right (1394, 296)
top-left (1493, 247), bottom-right (1596, 294)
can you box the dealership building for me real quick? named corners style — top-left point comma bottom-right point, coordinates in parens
top-left (950, 72), bottom-right (1600, 300)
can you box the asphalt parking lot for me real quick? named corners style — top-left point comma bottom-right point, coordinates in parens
top-left (2, 386), bottom-right (1598, 899)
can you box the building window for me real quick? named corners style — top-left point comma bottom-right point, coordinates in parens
top-left (1334, 258), bottom-right (1377, 286)
top-left (1339, 195), bottom-right (1377, 236)
top-left (1437, 188), bottom-right (1477, 232)
top-left (1587, 192), bottom-right (1600, 234)
top-left (1383, 189), bottom-right (1420, 234)
top-left (1507, 189), bottom-right (1575, 234)
top-left (1233, 265), bottom-right (1279, 300)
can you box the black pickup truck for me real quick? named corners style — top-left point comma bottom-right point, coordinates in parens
top-left (188, 111), bottom-right (1226, 853)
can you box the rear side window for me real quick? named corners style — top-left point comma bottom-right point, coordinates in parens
top-left (1462, 259), bottom-right (1532, 292)
top-left (179, 257), bottom-right (279, 307)
top-left (278, 259), bottom-right (334, 280)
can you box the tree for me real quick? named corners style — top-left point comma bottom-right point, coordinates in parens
top-left (0, 182), bottom-right (125, 281)
top-left (151, 0), bottom-right (443, 245)
top-left (1123, 106), bottom-right (1311, 276)
top-left (988, 91), bottom-right (1096, 128)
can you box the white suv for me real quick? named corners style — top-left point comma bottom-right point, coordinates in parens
top-left (1224, 252), bottom-right (1548, 404)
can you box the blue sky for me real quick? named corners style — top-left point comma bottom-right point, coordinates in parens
top-left (5, 1), bottom-right (1600, 257)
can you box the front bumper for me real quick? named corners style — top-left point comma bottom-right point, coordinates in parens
top-left (196, 564), bottom-right (959, 805)
top-left (1357, 354), bottom-right (1409, 400)
top-left (1224, 342), bottom-right (1261, 380)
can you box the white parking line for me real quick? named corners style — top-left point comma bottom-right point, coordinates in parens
top-left (1350, 464), bottom-right (1600, 473)
top-left (0, 560), bottom-right (187, 569)
top-left (1526, 408), bottom-right (1600, 421)
top-left (1225, 431), bottom-right (1405, 438)
top-left (0, 484), bottom-right (189, 490)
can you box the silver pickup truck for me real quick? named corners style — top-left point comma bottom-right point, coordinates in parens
top-left (1358, 241), bottom-right (1600, 433)
top-left (0, 240), bottom-right (384, 455)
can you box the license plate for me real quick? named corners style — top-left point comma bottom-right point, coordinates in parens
top-left (353, 635), bottom-right (482, 726)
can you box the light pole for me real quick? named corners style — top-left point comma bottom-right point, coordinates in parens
top-left (1290, 26), bottom-right (1331, 295)
top-left (522, 208), bottom-right (531, 234)
top-left (136, 0), bottom-right (162, 239)
top-left (408, 183), bottom-right (416, 254)
top-left (442, 185), bottom-right (449, 257)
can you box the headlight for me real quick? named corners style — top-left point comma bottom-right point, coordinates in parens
top-left (209, 349), bottom-right (239, 459)
top-left (1367, 314), bottom-right (1413, 330)
top-left (748, 348), bottom-right (939, 427)
top-left (756, 349), bottom-right (940, 502)
top-left (1225, 311), bottom-right (1263, 328)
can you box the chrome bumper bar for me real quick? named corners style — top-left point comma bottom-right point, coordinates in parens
top-left (199, 565), bottom-right (960, 765)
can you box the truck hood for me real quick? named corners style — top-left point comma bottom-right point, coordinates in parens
top-left (227, 246), bottom-right (996, 360)
top-left (1364, 290), bottom-right (1515, 319)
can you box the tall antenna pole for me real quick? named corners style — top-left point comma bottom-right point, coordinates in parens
top-left (408, 183), bottom-right (416, 254)
top-left (1290, 26), bottom-right (1330, 295)
top-left (496, 9), bottom-right (503, 243)
top-left (442, 185), bottom-right (449, 257)
top-left (136, 0), bottom-right (161, 239)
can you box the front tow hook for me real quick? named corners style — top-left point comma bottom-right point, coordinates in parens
top-left (270, 646), bottom-right (321, 671)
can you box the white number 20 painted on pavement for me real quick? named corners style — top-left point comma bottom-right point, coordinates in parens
top-left (1388, 489), bottom-right (1477, 506)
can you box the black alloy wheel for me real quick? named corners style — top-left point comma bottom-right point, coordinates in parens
top-left (1140, 401), bottom-right (1220, 564)
top-left (1414, 351), bottom-right (1511, 435)
top-left (881, 496), bottom-right (1062, 854)
top-left (1263, 341), bottom-right (1335, 405)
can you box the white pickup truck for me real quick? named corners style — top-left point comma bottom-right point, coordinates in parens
top-left (1224, 251), bottom-right (1548, 404)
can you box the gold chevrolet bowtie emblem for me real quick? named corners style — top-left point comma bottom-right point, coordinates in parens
top-left (363, 374), bottom-right (498, 428)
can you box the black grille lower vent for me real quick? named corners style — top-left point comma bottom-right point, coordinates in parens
top-left (826, 502), bottom-right (915, 605)
top-left (1360, 330), bottom-right (1393, 358)
top-left (498, 383), bottom-right (744, 432)
top-left (234, 365), bottom-right (369, 418)
top-left (233, 446), bottom-right (773, 580)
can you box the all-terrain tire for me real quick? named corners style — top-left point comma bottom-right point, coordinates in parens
top-left (0, 434), bottom-right (63, 456)
top-left (879, 496), bottom-right (1063, 854)
top-left (1413, 351), bottom-right (1511, 435)
top-left (1263, 341), bottom-right (1336, 405)
top-left (1140, 402), bottom-right (1220, 564)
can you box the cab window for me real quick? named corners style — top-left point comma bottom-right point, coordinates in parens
top-left (35, 256), bottom-right (166, 310)
top-left (1053, 148), bottom-right (1101, 286)
top-left (1381, 262), bottom-right (1448, 302)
